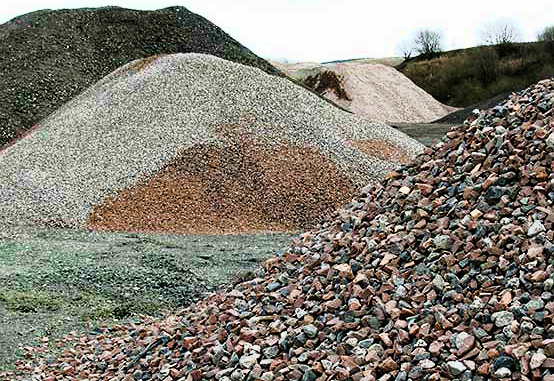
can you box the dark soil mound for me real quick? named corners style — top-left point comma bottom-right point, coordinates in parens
top-left (0, 6), bottom-right (281, 149)
top-left (433, 91), bottom-right (514, 124)
top-left (304, 70), bottom-right (351, 101)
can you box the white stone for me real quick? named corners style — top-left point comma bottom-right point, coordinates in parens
top-left (419, 359), bottom-right (435, 369)
top-left (530, 351), bottom-right (546, 369)
top-left (447, 360), bottom-right (467, 376)
top-left (528, 220), bottom-right (546, 236)
top-left (494, 367), bottom-right (512, 378)
top-left (433, 274), bottom-right (448, 291)
top-left (492, 311), bottom-right (514, 327)
top-left (454, 332), bottom-right (470, 350)
top-left (239, 354), bottom-right (259, 369)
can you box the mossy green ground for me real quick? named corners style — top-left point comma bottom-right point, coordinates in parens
top-left (0, 226), bottom-right (295, 371)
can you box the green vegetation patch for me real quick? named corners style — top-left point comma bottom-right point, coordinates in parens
top-left (0, 226), bottom-right (294, 370)
top-left (0, 289), bottom-right (64, 313)
top-left (400, 42), bottom-right (554, 108)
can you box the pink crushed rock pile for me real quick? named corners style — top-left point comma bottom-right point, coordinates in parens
top-left (6, 77), bottom-right (554, 380)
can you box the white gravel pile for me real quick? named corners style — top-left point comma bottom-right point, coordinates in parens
top-left (0, 53), bottom-right (423, 229)
top-left (273, 60), bottom-right (458, 123)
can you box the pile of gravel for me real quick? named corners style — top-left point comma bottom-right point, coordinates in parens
top-left (0, 5), bottom-right (283, 149)
top-left (0, 53), bottom-right (423, 232)
top-left (9, 79), bottom-right (554, 380)
top-left (271, 61), bottom-right (458, 123)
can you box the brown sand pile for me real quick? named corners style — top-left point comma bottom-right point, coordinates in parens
top-left (87, 124), bottom-right (356, 234)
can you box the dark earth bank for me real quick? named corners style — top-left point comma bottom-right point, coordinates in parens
top-left (389, 123), bottom-right (459, 147)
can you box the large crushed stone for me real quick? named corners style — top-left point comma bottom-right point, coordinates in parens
top-left (0, 53), bottom-right (423, 234)
top-left (8, 79), bottom-right (554, 380)
top-left (271, 60), bottom-right (458, 123)
top-left (0, 5), bottom-right (283, 149)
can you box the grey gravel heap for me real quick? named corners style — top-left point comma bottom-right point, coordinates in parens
top-left (0, 5), bottom-right (284, 149)
top-left (0, 53), bottom-right (423, 230)
top-left (12, 79), bottom-right (554, 380)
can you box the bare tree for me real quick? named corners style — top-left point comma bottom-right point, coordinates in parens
top-left (538, 25), bottom-right (554, 53)
top-left (395, 40), bottom-right (413, 60)
top-left (480, 19), bottom-right (522, 45)
top-left (414, 29), bottom-right (442, 58)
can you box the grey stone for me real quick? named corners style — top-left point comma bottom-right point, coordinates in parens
top-left (239, 354), bottom-right (259, 369)
top-left (432, 274), bottom-right (446, 291)
top-left (368, 343), bottom-right (385, 356)
top-left (527, 298), bottom-right (545, 311)
top-left (491, 311), bottom-right (514, 327)
top-left (231, 369), bottom-right (245, 381)
top-left (262, 346), bottom-right (279, 359)
top-left (266, 282), bottom-right (281, 292)
top-left (547, 132), bottom-right (554, 148)
top-left (394, 371), bottom-right (407, 381)
top-left (302, 369), bottom-right (317, 381)
top-left (302, 324), bottom-right (318, 339)
top-left (433, 234), bottom-right (452, 250)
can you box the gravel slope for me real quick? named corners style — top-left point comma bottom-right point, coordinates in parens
top-left (0, 53), bottom-right (424, 231)
top-left (0, 5), bottom-right (283, 149)
top-left (273, 60), bottom-right (458, 123)
top-left (9, 77), bottom-right (554, 381)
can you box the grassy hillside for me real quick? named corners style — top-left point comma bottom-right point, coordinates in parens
top-left (398, 41), bottom-right (554, 109)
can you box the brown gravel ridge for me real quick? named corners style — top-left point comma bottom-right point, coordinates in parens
top-left (86, 123), bottom-right (356, 235)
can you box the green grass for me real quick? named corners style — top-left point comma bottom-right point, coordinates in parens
top-left (399, 41), bottom-right (554, 107)
top-left (0, 290), bottom-right (64, 313)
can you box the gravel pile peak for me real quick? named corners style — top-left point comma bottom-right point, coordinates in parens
top-left (0, 53), bottom-right (423, 233)
top-left (10, 78), bottom-right (554, 380)
top-left (271, 60), bottom-right (458, 123)
top-left (0, 6), bottom-right (287, 149)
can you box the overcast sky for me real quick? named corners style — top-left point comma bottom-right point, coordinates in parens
top-left (1, 0), bottom-right (553, 62)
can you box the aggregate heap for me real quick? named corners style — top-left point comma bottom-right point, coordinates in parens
top-left (0, 53), bottom-right (422, 234)
top-left (272, 61), bottom-right (458, 123)
top-left (13, 79), bottom-right (554, 380)
top-left (0, 6), bottom-right (283, 149)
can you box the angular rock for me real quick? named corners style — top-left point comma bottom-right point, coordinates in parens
top-left (447, 361), bottom-right (467, 376)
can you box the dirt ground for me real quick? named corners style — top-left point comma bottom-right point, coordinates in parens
top-left (0, 225), bottom-right (296, 371)
top-left (389, 122), bottom-right (459, 147)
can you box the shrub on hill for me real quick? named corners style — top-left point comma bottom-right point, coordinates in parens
top-left (399, 42), bottom-right (554, 107)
